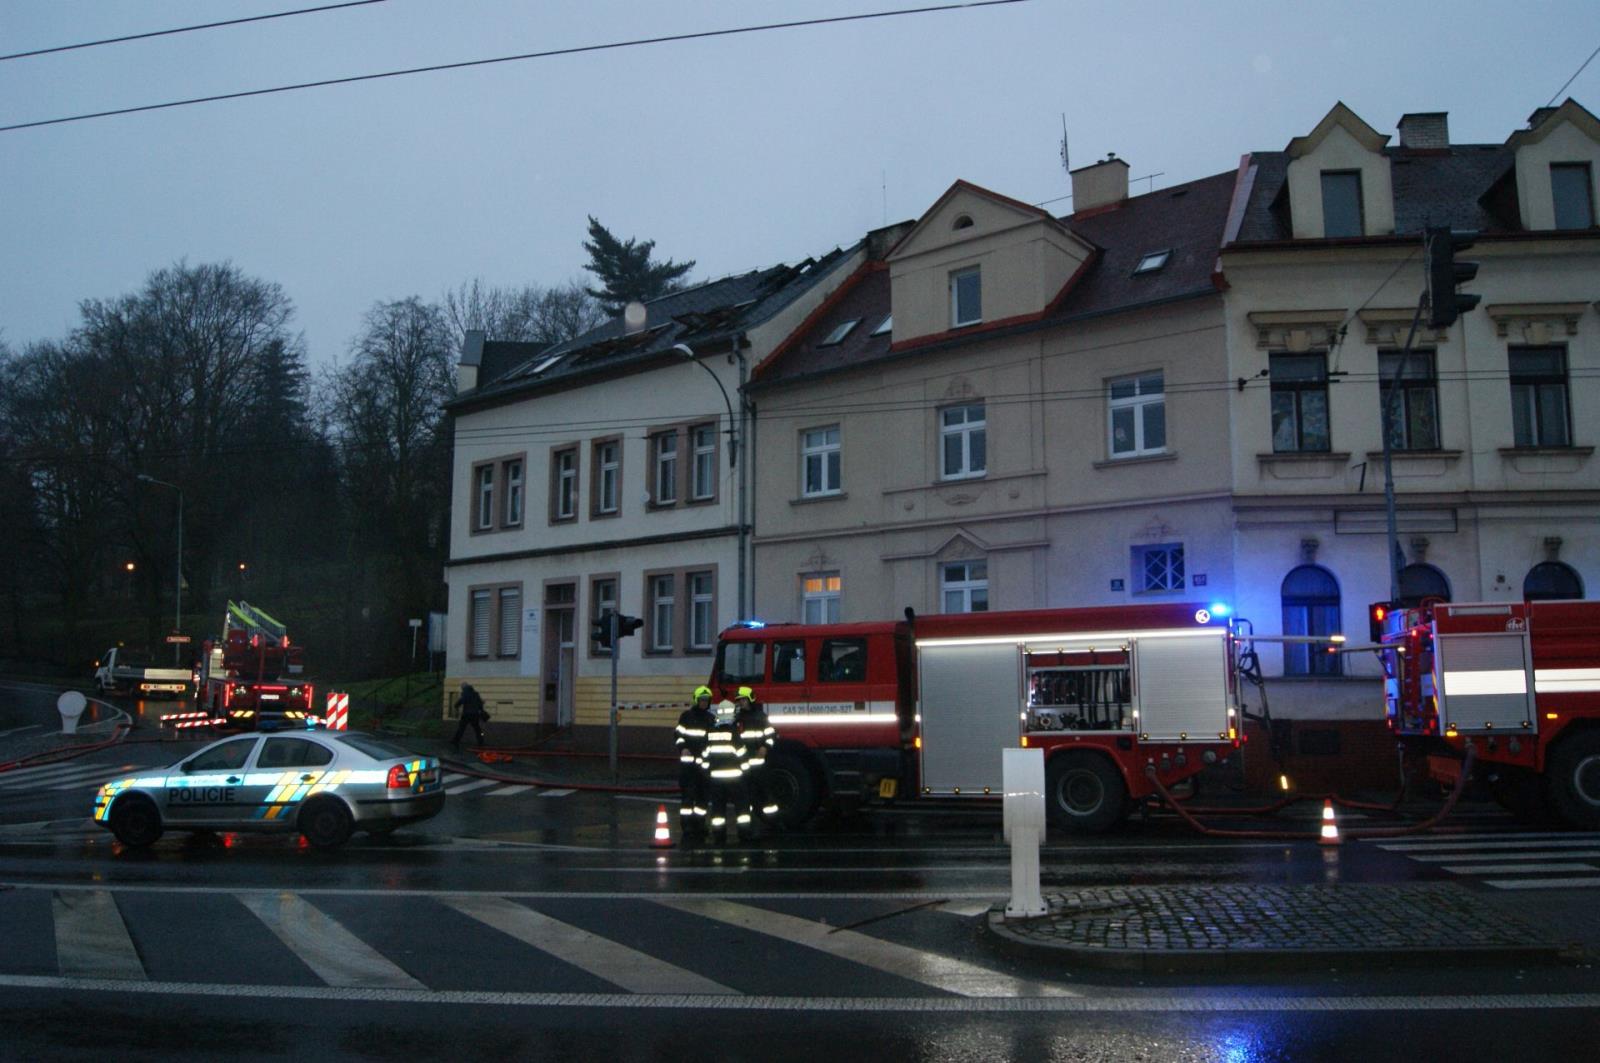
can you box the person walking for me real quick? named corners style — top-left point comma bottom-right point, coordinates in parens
top-left (674, 686), bottom-right (717, 840)
top-left (451, 682), bottom-right (488, 750)
top-left (734, 686), bottom-right (780, 833)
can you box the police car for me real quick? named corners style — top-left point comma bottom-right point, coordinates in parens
top-left (93, 731), bottom-right (445, 849)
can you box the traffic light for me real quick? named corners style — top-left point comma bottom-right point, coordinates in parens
top-left (591, 610), bottom-right (615, 650)
top-left (1368, 601), bottom-right (1393, 643)
top-left (1425, 227), bottom-right (1480, 328)
top-left (616, 615), bottom-right (644, 640)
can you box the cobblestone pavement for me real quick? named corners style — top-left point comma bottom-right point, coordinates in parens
top-left (986, 883), bottom-right (1578, 972)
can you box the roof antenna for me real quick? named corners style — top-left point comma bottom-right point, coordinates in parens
top-left (882, 169), bottom-right (888, 227)
top-left (1059, 114), bottom-right (1070, 177)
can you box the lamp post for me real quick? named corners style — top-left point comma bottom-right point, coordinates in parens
top-left (137, 474), bottom-right (183, 663)
top-left (673, 342), bottom-right (748, 618)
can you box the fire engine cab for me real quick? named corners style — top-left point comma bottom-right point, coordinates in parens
top-left (710, 602), bottom-right (1243, 832)
top-left (1377, 598), bottom-right (1600, 827)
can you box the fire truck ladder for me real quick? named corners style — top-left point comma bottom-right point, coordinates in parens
top-left (227, 600), bottom-right (288, 646)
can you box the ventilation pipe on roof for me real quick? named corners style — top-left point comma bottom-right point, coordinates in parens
top-left (1070, 153), bottom-right (1129, 212)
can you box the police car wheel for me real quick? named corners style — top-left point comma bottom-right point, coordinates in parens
top-left (110, 795), bottom-right (163, 848)
top-left (1045, 752), bottom-right (1126, 834)
top-left (298, 799), bottom-right (353, 848)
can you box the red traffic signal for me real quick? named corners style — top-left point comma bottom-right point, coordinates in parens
top-left (1368, 602), bottom-right (1393, 643)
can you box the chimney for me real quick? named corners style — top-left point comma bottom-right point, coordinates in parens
top-left (1070, 153), bottom-right (1129, 213)
top-left (1397, 112), bottom-right (1449, 150)
top-left (456, 329), bottom-right (484, 393)
top-left (867, 219), bottom-right (916, 261)
top-left (1527, 105), bottom-right (1559, 131)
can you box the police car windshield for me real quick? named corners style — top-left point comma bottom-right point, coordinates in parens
top-left (334, 734), bottom-right (417, 760)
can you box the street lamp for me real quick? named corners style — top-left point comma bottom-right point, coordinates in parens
top-left (673, 341), bottom-right (749, 618)
top-left (136, 474), bottom-right (183, 663)
top-left (672, 343), bottom-right (738, 466)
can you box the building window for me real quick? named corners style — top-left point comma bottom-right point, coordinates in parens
top-left (1281, 565), bottom-right (1341, 677)
top-left (592, 439), bottom-right (620, 517)
top-left (801, 572), bottom-right (841, 624)
top-left (940, 403), bottom-right (987, 479)
top-left (1551, 163), bottom-right (1595, 231)
top-left (801, 426), bottom-right (841, 497)
top-left (688, 570), bottom-right (715, 651)
top-left (589, 576), bottom-right (618, 656)
top-left (497, 586), bottom-right (521, 658)
top-left (1270, 353), bottom-right (1331, 453)
top-left (1108, 371), bottom-right (1166, 457)
top-left (1398, 564), bottom-right (1450, 609)
top-left (648, 573), bottom-right (676, 653)
top-left (1320, 170), bottom-right (1363, 238)
top-left (1525, 561), bottom-right (1584, 601)
top-left (551, 447), bottom-right (577, 522)
top-left (1134, 543), bottom-right (1185, 594)
top-left (690, 423), bottom-right (717, 502)
top-left (503, 459), bottom-right (524, 527)
top-left (1378, 350), bottom-right (1440, 451)
top-left (652, 431), bottom-right (679, 505)
top-left (941, 560), bottom-right (989, 613)
top-left (1510, 346), bottom-right (1571, 448)
top-left (474, 464), bottom-right (495, 530)
top-left (469, 589), bottom-right (492, 658)
top-left (951, 266), bottom-right (981, 327)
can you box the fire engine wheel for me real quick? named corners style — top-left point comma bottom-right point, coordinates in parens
top-left (298, 799), bottom-right (354, 849)
top-left (1489, 769), bottom-right (1554, 825)
top-left (765, 752), bottom-right (819, 828)
top-left (109, 795), bottom-right (163, 848)
top-left (1548, 731), bottom-right (1600, 830)
top-left (1045, 752), bottom-right (1127, 834)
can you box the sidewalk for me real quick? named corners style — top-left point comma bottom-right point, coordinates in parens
top-left (984, 882), bottom-right (1582, 973)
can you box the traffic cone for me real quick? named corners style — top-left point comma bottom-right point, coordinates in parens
top-left (1319, 799), bottom-right (1341, 846)
top-left (652, 804), bottom-right (674, 848)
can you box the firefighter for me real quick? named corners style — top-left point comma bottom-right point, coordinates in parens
top-left (702, 696), bottom-right (752, 844)
top-left (674, 686), bottom-right (717, 839)
top-left (734, 686), bottom-right (780, 832)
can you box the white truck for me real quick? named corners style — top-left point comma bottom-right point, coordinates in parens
top-left (94, 647), bottom-right (192, 699)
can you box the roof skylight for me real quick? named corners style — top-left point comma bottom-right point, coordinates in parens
top-left (870, 315), bottom-right (892, 337)
top-left (818, 318), bottom-right (861, 346)
top-left (1132, 249), bottom-right (1171, 275)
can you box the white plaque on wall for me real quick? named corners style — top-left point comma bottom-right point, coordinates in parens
top-left (520, 607), bottom-right (541, 678)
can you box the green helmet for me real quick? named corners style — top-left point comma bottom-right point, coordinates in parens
top-left (693, 685), bottom-right (713, 701)
top-left (736, 686), bottom-right (754, 702)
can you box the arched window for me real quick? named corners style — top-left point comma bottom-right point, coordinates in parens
top-left (1281, 565), bottom-right (1341, 676)
top-left (1524, 561), bottom-right (1583, 601)
top-left (1397, 564), bottom-right (1450, 609)
top-left (952, 214), bottom-right (975, 230)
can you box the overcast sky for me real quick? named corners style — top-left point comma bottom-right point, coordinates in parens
top-left (3, 0), bottom-right (1598, 365)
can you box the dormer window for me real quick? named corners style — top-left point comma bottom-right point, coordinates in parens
top-left (818, 318), bottom-right (860, 347)
top-left (870, 315), bottom-right (892, 337)
top-left (950, 267), bottom-right (981, 327)
top-left (1320, 171), bottom-right (1364, 237)
top-left (953, 214), bottom-right (975, 230)
top-left (1552, 163), bottom-right (1595, 230)
top-left (1132, 249), bottom-right (1171, 276)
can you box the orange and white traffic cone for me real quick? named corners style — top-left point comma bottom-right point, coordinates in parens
top-left (653, 804), bottom-right (674, 849)
top-left (1319, 799), bottom-right (1341, 846)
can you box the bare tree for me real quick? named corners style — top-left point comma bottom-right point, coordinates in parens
top-left (440, 278), bottom-right (605, 350)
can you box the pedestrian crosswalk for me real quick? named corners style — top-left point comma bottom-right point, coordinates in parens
top-left (1373, 830), bottom-right (1600, 890)
top-left (440, 771), bottom-right (573, 798)
top-left (0, 760), bottom-right (140, 796)
top-left (0, 886), bottom-right (1030, 998)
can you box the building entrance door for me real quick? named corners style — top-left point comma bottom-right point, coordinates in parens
top-left (543, 583), bottom-right (576, 729)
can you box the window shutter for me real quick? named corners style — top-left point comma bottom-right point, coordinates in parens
top-left (471, 590), bottom-right (491, 657)
top-left (498, 588), bottom-right (521, 658)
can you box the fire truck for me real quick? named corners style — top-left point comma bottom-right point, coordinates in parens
top-left (194, 601), bottom-right (316, 729)
top-left (710, 602), bottom-right (1246, 832)
top-left (1377, 598), bottom-right (1600, 828)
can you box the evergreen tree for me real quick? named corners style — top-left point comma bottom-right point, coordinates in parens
top-left (581, 216), bottom-right (694, 315)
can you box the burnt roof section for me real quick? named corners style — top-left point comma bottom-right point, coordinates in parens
top-left (1232, 144), bottom-right (1519, 244)
top-left (753, 169), bottom-right (1235, 388)
top-left (449, 245), bottom-right (855, 411)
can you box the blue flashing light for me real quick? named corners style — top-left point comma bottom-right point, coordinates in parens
top-left (740, 619), bottom-right (767, 629)
top-left (1209, 602), bottom-right (1231, 618)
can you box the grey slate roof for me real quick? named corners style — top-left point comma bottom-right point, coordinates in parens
top-left (449, 244), bottom-right (855, 410)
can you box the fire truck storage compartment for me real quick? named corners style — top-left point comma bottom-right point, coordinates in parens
top-left (1131, 631), bottom-right (1232, 741)
top-left (1025, 643), bottom-right (1131, 732)
top-left (917, 643), bottom-right (1023, 795)
top-left (1433, 627), bottom-right (1535, 734)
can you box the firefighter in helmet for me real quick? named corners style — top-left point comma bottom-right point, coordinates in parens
top-left (674, 685), bottom-right (717, 839)
top-left (702, 695), bottom-right (753, 844)
top-left (734, 685), bottom-right (780, 832)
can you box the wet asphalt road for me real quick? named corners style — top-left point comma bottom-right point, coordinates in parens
top-left (2, 682), bottom-right (1600, 1061)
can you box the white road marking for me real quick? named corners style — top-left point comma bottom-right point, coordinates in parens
top-left (10, 881), bottom-right (1023, 900)
top-left (439, 894), bottom-right (733, 995)
top-left (52, 889), bottom-right (145, 981)
top-left (0, 761), bottom-right (133, 789)
top-left (1411, 850), bottom-right (1600, 863)
top-left (1385, 831), bottom-right (1600, 843)
top-left (937, 901), bottom-right (997, 917)
top-left (1481, 876), bottom-right (1600, 890)
top-left (443, 778), bottom-right (499, 795)
top-left (1377, 838), bottom-right (1600, 853)
top-left (52, 764), bottom-right (142, 790)
top-left (655, 896), bottom-right (1075, 998)
top-left (540, 788), bottom-right (575, 797)
top-left (1441, 862), bottom-right (1599, 874)
top-left (487, 785), bottom-right (533, 797)
top-left (236, 892), bottom-right (424, 989)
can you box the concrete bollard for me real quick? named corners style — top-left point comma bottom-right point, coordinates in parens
top-left (1001, 746), bottom-right (1047, 918)
top-left (57, 691), bottom-right (88, 735)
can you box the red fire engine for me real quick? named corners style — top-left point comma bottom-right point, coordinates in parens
top-left (711, 602), bottom-right (1246, 832)
top-left (194, 600), bottom-right (316, 729)
top-left (1377, 598), bottom-right (1600, 828)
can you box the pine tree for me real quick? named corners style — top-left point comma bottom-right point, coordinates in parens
top-left (581, 216), bottom-right (694, 315)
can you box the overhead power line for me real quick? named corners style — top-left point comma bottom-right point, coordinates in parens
top-left (0, 1), bottom-right (389, 63)
top-left (1546, 41), bottom-right (1600, 107)
top-left (0, 0), bottom-right (1029, 134)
